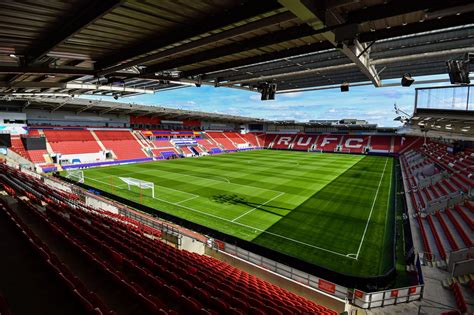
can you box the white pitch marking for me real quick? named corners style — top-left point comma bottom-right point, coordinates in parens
top-left (86, 177), bottom-right (128, 189)
top-left (175, 195), bottom-right (200, 205)
top-left (93, 167), bottom-right (285, 195)
top-left (355, 158), bottom-right (389, 260)
top-left (231, 191), bottom-right (285, 222)
top-left (83, 177), bottom-right (355, 259)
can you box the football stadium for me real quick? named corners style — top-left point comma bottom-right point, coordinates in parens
top-left (0, 1), bottom-right (473, 314)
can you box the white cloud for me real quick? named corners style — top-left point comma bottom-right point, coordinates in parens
top-left (280, 92), bottom-right (302, 98)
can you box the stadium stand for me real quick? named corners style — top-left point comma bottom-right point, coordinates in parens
top-left (292, 134), bottom-right (316, 151)
top-left (27, 150), bottom-right (48, 164)
top-left (0, 292), bottom-right (10, 315)
top-left (369, 136), bottom-right (392, 152)
top-left (206, 132), bottom-right (238, 151)
top-left (94, 130), bottom-right (147, 160)
top-left (316, 135), bottom-right (343, 152)
top-left (241, 133), bottom-right (261, 148)
top-left (0, 199), bottom-right (101, 315)
top-left (11, 129), bottom-right (410, 165)
top-left (9, 136), bottom-right (48, 164)
top-left (151, 139), bottom-right (180, 159)
top-left (451, 282), bottom-right (468, 314)
top-left (400, 141), bottom-right (473, 263)
top-left (272, 134), bottom-right (296, 150)
top-left (196, 138), bottom-right (220, 152)
top-left (43, 130), bottom-right (102, 155)
top-left (9, 137), bottom-right (28, 159)
top-left (225, 132), bottom-right (248, 145)
top-left (0, 162), bottom-right (336, 315)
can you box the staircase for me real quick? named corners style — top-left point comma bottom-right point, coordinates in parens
top-left (37, 129), bottom-right (54, 155)
top-left (89, 130), bottom-right (107, 151)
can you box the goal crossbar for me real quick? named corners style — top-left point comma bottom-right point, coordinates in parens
top-left (66, 169), bottom-right (84, 183)
top-left (119, 177), bottom-right (155, 198)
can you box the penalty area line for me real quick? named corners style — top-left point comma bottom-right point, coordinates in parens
top-left (231, 191), bottom-right (285, 222)
top-left (83, 175), bottom-right (354, 260)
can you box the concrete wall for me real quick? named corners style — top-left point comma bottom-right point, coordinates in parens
top-left (85, 195), bottom-right (119, 214)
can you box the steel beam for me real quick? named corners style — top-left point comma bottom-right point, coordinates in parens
top-left (138, 25), bottom-right (318, 77)
top-left (184, 42), bottom-right (334, 78)
top-left (278, 0), bottom-right (381, 87)
top-left (97, 11), bottom-right (297, 76)
top-left (0, 66), bottom-right (96, 76)
top-left (95, 0), bottom-right (282, 71)
top-left (25, 0), bottom-right (123, 64)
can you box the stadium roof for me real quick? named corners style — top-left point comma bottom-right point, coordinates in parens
top-left (0, 96), bottom-right (266, 123)
top-left (0, 0), bottom-right (473, 98)
top-left (404, 108), bottom-right (474, 139)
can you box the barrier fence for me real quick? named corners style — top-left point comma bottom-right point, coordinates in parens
top-left (56, 168), bottom-right (425, 309)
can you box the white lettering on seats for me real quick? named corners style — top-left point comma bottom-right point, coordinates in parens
top-left (277, 136), bottom-right (292, 145)
top-left (345, 138), bottom-right (364, 148)
top-left (320, 137), bottom-right (337, 147)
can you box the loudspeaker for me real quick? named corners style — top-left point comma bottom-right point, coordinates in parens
top-left (260, 87), bottom-right (269, 101)
top-left (401, 73), bottom-right (414, 87)
top-left (268, 83), bottom-right (277, 100)
top-left (447, 60), bottom-right (470, 84)
top-left (259, 83), bottom-right (275, 101)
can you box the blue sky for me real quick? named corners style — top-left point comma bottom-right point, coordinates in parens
top-left (88, 74), bottom-right (452, 127)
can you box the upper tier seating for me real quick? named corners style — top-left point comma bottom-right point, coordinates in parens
top-left (0, 163), bottom-right (337, 315)
top-left (43, 130), bottom-right (101, 155)
top-left (95, 130), bottom-right (147, 160)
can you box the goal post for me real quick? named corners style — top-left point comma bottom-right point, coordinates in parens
top-left (65, 169), bottom-right (84, 183)
top-left (119, 177), bottom-right (155, 198)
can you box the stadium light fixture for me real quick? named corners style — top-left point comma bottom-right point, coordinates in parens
top-left (401, 73), bottom-right (414, 87)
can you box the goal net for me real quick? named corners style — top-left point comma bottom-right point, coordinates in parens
top-left (119, 177), bottom-right (155, 198)
top-left (65, 169), bottom-right (84, 183)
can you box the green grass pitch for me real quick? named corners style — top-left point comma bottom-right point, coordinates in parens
top-left (73, 150), bottom-right (394, 277)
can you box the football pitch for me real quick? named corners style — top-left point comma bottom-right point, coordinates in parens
top-left (74, 150), bottom-right (394, 277)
